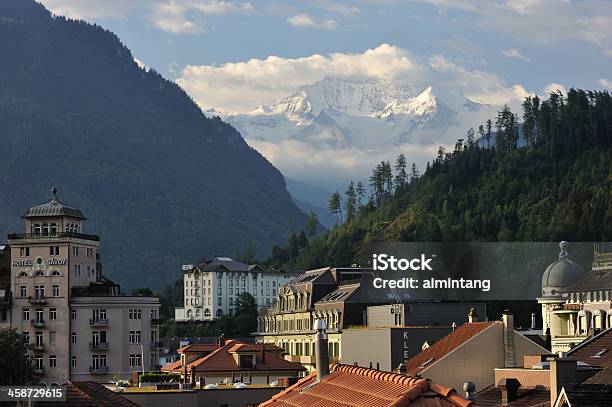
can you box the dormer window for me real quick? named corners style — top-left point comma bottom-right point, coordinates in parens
top-left (42, 224), bottom-right (49, 236)
top-left (33, 224), bottom-right (41, 236)
top-left (238, 354), bottom-right (255, 368)
top-left (50, 223), bottom-right (57, 236)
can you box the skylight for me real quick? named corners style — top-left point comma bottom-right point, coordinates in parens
top-left (592, 349), bottom-right (608, 358)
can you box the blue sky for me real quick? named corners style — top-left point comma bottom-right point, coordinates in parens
top-left (38, 0), bottom-right (612, 112)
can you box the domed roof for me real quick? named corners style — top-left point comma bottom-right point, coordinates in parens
top-left (22, 187), bottom-right (86, 220)
top-left (541, 241), bottom-right (583, 297)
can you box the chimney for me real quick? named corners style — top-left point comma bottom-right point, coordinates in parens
top-left (531, 313), bottom-right (536, 330)
top-left (468, 308), bottom-right (479, 323)
top-left (550, 355), bottom-right (577, 406)
top-left (217, 334), bottom-right (225, 348)
top-left (262, 342), bottom-right (266, 364)
top-left (313, 318), bottom-right (330, 381)
top-left (502, 310), bottom-right (515, 368)
top-left (463, 382), bottom-right (476, 401)
top-left (498, 378), bottom-right (521, 404)
top-left (545, 326), bottom-right (552, 351)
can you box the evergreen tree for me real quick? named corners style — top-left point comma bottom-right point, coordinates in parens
top-left (306, 210), bottom-right (318, 237)
top-left (0, 329), bottom-right (34, 385)
top-left (356, 182), bottom-right (366, 208)
top-left (394, 154), bottom-right (408, 189)
top-left (328, 191), bottom-right (342, 224)
top-left (344, 181), bottom-right (357, 222)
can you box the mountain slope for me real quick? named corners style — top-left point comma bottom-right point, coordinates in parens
top-left (263, 89), bottom-right (612, 270)
top-left (0, 0), bottom-right (307, 288)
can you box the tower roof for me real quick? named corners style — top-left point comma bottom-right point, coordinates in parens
top-left (22, 187), bottom-right (86, 220)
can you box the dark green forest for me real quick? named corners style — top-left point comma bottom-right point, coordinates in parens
top-left (0, 0), bottom-right (307, 288)
top-left (264, 90), bottom-right (612, 270)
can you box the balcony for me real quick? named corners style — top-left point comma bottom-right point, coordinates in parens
top-left (89, 342), bottom-right (109, 351)
top-left (8, 232), bottom-right (100, 242)
top-left (33, 368), bottom-right (45, 375)
top-left (150, 318), bottom-right (160, 326)
top-left (89, 318), bottom-right (109, 327)
top-left (149, 341), bottom-right (163, 349)
top-left (28, 296), bottom-right (47, 305)
top-left (89, 366), bottom-right (109, 374)
top-left (31, 319), bottom-right (46, 328)
top-left (32, 343), bottom-right (45, 352)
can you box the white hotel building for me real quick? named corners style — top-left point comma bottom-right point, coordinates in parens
top-left (174, 257), bottom-right (300, 321)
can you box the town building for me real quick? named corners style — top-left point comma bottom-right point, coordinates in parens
top-left (258, 318), bottom-right (473, 407)
top-left (161, 338), bottom-right (305, 385)
top-left (402, 311), bottom-right (549, 395)
top-left (174, 257), bottom-right (300, 321)
top-left (538, 242), bottom-right (612, 353)
top-left (0, 188), bottom-right (160, 385)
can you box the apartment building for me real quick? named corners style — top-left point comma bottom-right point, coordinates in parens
top-left (0, 188), bottom-right (160, 385)
top-left (174, 257), bottom-right (300, 321)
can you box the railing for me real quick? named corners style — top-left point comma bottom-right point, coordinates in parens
top-left (28, 296), bottom-right (47, 305)
top-left (33, 343), bottom-right (45, 352)
top-left (8, 232), bottom-right (100, 242)
top-left (149, 341), bottom-right (163, 349)
top-left (89, 366), bottom-right (109, 374)
top-left (33, 368), bottom-right (45, 375)
top-left (89, 342), bottom-right (109, 350)
top-left (89, 318), bottom-right (109, 326)
top-left (31, 319), bottom-right (46, 328)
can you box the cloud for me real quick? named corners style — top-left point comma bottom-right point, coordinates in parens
top-left (150, 1), bottom-right (205, 34)
top-left (286, 14), bottom-right (338, 30)
top-left (190, 0), bottom-right (254, 15)
top-left (542, 82), bottom-right (567, 96)
top-left (319, 2), bottom-right (361, 16)
top-left (598, 78), bottom-right (612, 90)
top-left (501, 48), bottom-right (531, 61)
top-left (177, 44), bottom-right (533, 113)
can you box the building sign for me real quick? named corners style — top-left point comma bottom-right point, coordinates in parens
top-left (48, 258), bottom-right (67, 266)
top-left (182, 264), bottom-right (194, 271)
top-left (12, 259), bottom-right (32, 267)
top-left (12, 258), bottom-right (67, 267)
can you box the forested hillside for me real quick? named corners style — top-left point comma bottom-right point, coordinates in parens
top-left (265, 89), bottom-right (612, 270)
top-left (0, 0), bottom-right (307, 288)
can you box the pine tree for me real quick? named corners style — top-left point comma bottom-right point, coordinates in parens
top-left (328, 191), bottom-right (342, 224)
top-left (344, 181), bottom-right (357, 222)
top-left (394, 154), bottom-right (408, 189)
top-left (356, 182), bottom-right (366, 208)
top-left (306, 210), bottom-right (318, 237)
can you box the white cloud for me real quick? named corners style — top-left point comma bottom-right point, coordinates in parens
top-left (320, 2), bottom-right (361, 16)
top-left (505, 0), bottom-right (543, 16)
top-left (190, 0), bottom-right (254, 15)
top-left (501, 48), bottom-right (531, 61)
top-left (150, 1), bottom-right (205, 34)
top-left (177, 44), bottom-right (532, 114)
top-left (542, 82), bottom-right (567, 96)
top-left (598, 78), bottom-right (612, 90)
top-left (286, 14), bottom-right (338, 30)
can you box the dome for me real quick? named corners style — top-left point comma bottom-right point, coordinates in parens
top-left (541, 241), bottom-right (583, 297)
top-left (22, 187), bottom-right (86, 220)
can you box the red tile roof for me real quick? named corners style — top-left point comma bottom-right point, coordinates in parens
top-left (39, 382), bottom-right (139, 406)
top-left (168, 340), bottom-right (305, 373)
top-left (259, 364), bottom-right (473, 407)
top-left (474, 385), bottom-right (550, 407)
top-left (177, 343), bottom-right (220, 353)
top-left (404, 322), bottom-right (497, 375)
top-left (568, 327), bottom-right (612, 369)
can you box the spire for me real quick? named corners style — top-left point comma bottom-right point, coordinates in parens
top-left (559, 241), bottom-right (569, 260)
top-left (51, 186), bottom-right (58, 200)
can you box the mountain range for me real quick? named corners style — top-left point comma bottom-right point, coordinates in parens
top-left (0, 0), bottom-right (307, 289)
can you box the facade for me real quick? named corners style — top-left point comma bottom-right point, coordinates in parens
top-left (162, 339), bottom-right (305, 385)
top-left (174, 257), bottom-right (300, 321)
top-left (256, 267), bottom-right (376, 372)
top-left (402, 311), bottom-right (550, 394)
top-left (538, 242), bottom-right (612, 353)
top-left (0, 189), bottom-right (160, 384)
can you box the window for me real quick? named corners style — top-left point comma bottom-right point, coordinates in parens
top-left (71, 356), bottom-right (77, 367)
top-left (71, 332), bottom-right (77, 343)
top-left (49, 246), bottom-right (60, 256)
top-left (129, 354), bottom-right (142, 367)
top-left (74, 265), bottom-right (81, 276)
top-left (52, 285), bottom-right (60, 297)
top-left (36, 309), bottom-right (44, 323)
top-left (50, 223), bottom-right (57, 236)
top-left (49, 332), bottom-right (56, 345)
top-left (71, 309), bottom-right (76, 320)
top-left (129, 309), bottom-right (142, 319)
top-left (72, 246), bottom-right (79, 257)
top-left (129, 331), bottom-right (141, 343)
top-left (49, 308), bottom-right (57, 320)
top-left (22, 332), bottom-right (29, 343)
top-left (22, 308), bottom-right (30, 321)
top-left (50, 270), bottom-right (60, 276)
top-left (35, 332), bottom-right (43, 347)
top-left (20, 286), bottom-right (27, 297)
top-left (204, 309), bottom-right (211, 318)
top-left (239, 354), bottom-right (254, 368)
top-left (20, 247), bottom-right (30, 257)
top-left (36, 356), bottom-right (44, 371)
top-left (49, 355), bottom-right (57, 368)
top-left (87, 248), bottom-right (94, 258)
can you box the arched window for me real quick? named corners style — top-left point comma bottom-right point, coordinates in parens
top-left (186, 309), bottom-right (193, 319)
top-left (195, 309), bottom-right (201, 318)
top-left (204, 309), bottom-right (211, 318)
top-left (17, 271), bottom-right (28, 277)
top-left (50, 270), bottom-right (61, 276)
top-left (34, 270), bottom-right (44, 276)
top-left (216, 309), bottom-right (223, 317)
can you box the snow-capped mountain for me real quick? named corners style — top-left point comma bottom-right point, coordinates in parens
top-left (225, 76), bottom-right (495, 151)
